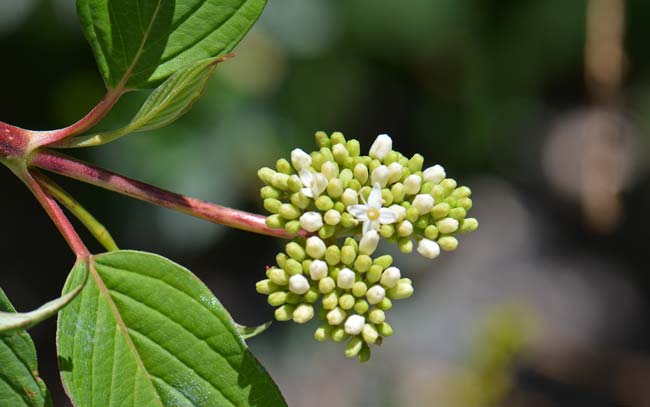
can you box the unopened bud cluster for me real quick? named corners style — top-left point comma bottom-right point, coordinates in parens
top-left (257, 132), bottom-right (478, 360)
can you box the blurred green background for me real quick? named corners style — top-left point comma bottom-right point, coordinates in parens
top-left (2, 0), bottom-right (650, 406)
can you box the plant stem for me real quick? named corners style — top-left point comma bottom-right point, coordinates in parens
top-left (28, 89), bottom-right (123, 150)
top-left (19, 168), bottom-right (90, 259)
top-left (30, 150), bottom-right (308, 240)
top-left (32, 170), bottom-right (120, 252)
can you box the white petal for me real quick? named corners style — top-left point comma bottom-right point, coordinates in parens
top-left (299, 169), bottom-right (314, 186)
top-left (378, 208), bottom-right (398, 224)
top-left (291, 148), bottom-right (312, 171)
top-left (359, 230), bottom-right (380, 255)
top-left (368, 183), bottom-right (383, 209)
top-left (389, 204), bottom-right (407, 222)
top-left (301, 187), bottom-right (314, 198)
top-left (313, 173), bottom-right (328, 196)
top-left (362, 219), bottom-right (377, 236)
top-left (348, 204), bottom-right (369, 219)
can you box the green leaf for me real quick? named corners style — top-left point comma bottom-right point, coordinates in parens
top-left (77, 0), bottom-right (268, 90)
top-left (65, 56), bottom-right (229, 148)
top-left (235, 321), bottom-right (272, 340)
top-left (58, 250), bottom-right (286, 407)
top-left (0, 261), bottom-right (88, 335)
top-left (0, 288), bottom-right (53, 407)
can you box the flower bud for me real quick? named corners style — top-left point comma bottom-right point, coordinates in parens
top-left (369, 134), bottom-right (393, 161)
top-left (284, 220), bottom-right (301, 234)
top-left (366, 265), bottom-right (382, 284)
top-left (286, 242), bottom-right (306, 261)
top-left (287, 175), bottom-right (303, 193)
top-left (378, 322), bottom-right (393, 337)
top-left (263, 198), bottom-right (281, 214)
top-left (403, 174), bottom-right (422, 195)
top-left (299, 211), bottom-right (323, 232)
top-left (265, 214), bottom-right (284, 229)
top-left (362, 323), bottom-right (379, 344)
top-left (373, 255), bottom-right (393, 269)
top-left (289, 274), bottom-right (310, 295)
top-left (285, 259), bottom-right (302, 276)
top-left (431, 202), bottom-right (451, 220)
top-left (304, 287), bottom-right (319, 303)
top-left (405, 207), bottom-right (419, 223)
top-left (366, 285), bottom-right (386, 305)
top-left (437, 217), bottom-right (459, 234)
top-left (322, 292), bottom-right (339, 309)
top-left (321, 161), bottom-right (339, 180)
top-left (354, 255), bottom-right (372, 273)
top-left (315, 195), bottom-right (334, 211)
top-left (339, 294), bottom-right (355, 310)
top-left (441, 178), bottom-right (458, 194)
top-left (309, 260), bottom-right (328, 280)
top-left (256, 279), bottom-right (279, 295)
top-left (279, 203), bottom-right (301, 220)
top-left (276, 158), bottom-right (292, 174)
top-left (331, 131), bottom-right (346, 145)
top-left (274, 304), bottom-right (295, 321)
top-left (398, 237), bottom-right (413, 253)
top-left (397, 220), bottom-right (413, 237)
top-left (325, 245), bottom-right (341, 266)
top-left (330, 327), bottom-right (348, 342)
top-left (337, 268), bottom-right (356, 289)
top-left (377, 297), bottom-right (393, 311)
top-left (267, 268), bottom-right (290, 285)
top-left (257, 167), bottom-right (276, 184)
top-left (314, 325), bottom-right (330, 342)
top-left (268, 291), bottom-right (288, 306)
top-left (319, 276), bottom-right (336, 294)
top-left (368, 309), bottom-right (386, 324)
top-left (327, 178), bottom-right (344, 198)
top-left (438, 236), bottom-right (459, 251)
top-left (371, 165), bottom-right (390, 188)
top-left (457, 197), bottom-right (473, 211)
top-left (379, 224), bottom-right (395, 238)
top-left (332, 143), bottom-right (349, 164)
top-left (354, 299), bottom-right (369, 314)
top-left (271, 172), bottom-right (289, 190)
top-left (358, 344), bottom-right (371, 362)
top-left (417, 238), bottom-right (440, 259)
top-left (318, 224), bottom-right (336, 239)
top-left (412, 194), bottom-right (434, 215)
top-left (341, 246), bottom-right (357, 266)
top-left (291, 148), bottom-right (312, 171)
top-left (387, 162), bottom-right (403, 184)
top-left (449, 207), bottom-right (467, 221)
top-left (305, 236), bottom-right (327, 259)
top-left (293, 304), bottom-right (314, 324)
top-left (352, 281), bottom-right (368, 297)
top-left (391, 182), bottom-right (406, 203)
top-left (423, 164), bottom-right (446, 183)
top-left (353, 163), bottom-right (369, 184)
top-left (290, 192), bottom-right (310, 209)
top-left (344, 314), bottom-right (365, 335)
top-left (380, 267), bottom-right (401, 288)
top-left (388, 204), bottom-right (406, 222)
top-left (345, 337), bottom-right (364, 358)
top-left (341, 188), bottom-right (359, 207)
top-left (387, 280), bottom-right (414, 300)
top-left (261, 186), bottom-right (282, 200)
top-left (460, 218), bottom-right (479, 233)
top-left (327, 307), bottom-right (347, 325)
top-left (324, 209), bottom-right (341, 225)
top-left (359, 230), bottom-right (380, 255)
top-left (408, 154), bottom-right (424, 172)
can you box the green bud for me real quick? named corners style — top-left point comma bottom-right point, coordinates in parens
top-left (414, 216), bottom-right (429, 230)
top-left (276, 158), bottom-right (292, 174)
top-left (327, 307), bottom-right (347, 326)
top-left (354, 255), bottom-right (372, 273)
top-left (257, 167), bottom-right (276, 184)
top-left (286, 242), bottom-right (306, 261)
top-left (354, 299), bottom-right (369, 314)
top-left (322, 292), bottom-right (339, 310)
top-left (290, 192), bottom-right (310, 210)
top-left (368, 159), bottom-right (381, 173)
top-left (457, 197), bottom-right (473, 211)
top-left (325, 245), bottom-right (341, 266)
top-left (398, 237), bottom-right (413, 253)
top-left (284, 220), bottom-right (301, 234)
top-left (377, 297), bottom-right (393, 311)
top-left (341, 246), bottom-right (357, 266)
top-left (339, 294), bottom-right (355, 310)
top-left (384, 151), bottom-right (399, 165)
top-left (444, 196), bottom-right (458, 207)
top-left (319, 277), bottom-right (336, 294)
top-left (334, 201), bottom-right (346, 213)
top-left (408, 154), bottom-right (424, 172)
top-left (315, 196), bottom-right (334, 211)
top-left (256, 279), bottom-right (279, 295)
top-left (271, 173), bottom-right (289, 190)
top-left (293, 304), bottom-right (314, 324)
top-left (431, 184), bottom-right (446, 202)
top-left (304, 287), bottom-right (319, 303)
top-left (263, 198), bottom-right (281, 214)
top-left (348, 179), bottom-right (362, 191)
top-left (381, 189), bottom-right (394, 206)
top-left (378, 322), bottom-right (393, 337)
top-left (276, 252), bottom-right (288, 268)
top-left (318, 224), bottom-right (336, 239)
top-left (320, 147), bottom-right (334, 162)
top-left (265, 214), bottom-right (285, 229)
top-left (268, 291), bottom-right (288, 306)
top-left (285, 259), bottom-right (302, 276)
top-left (338, 168), bottom-right (353, 188)
top-left (460, 218), bottom-right (479, 233)
top-left (340, 213), bottom-right (357, 228)
top-left (380, 224), bottom-right (395, 238)
top-left (346, 139), bottom-right (360, 156)
top-left (438, 236), bottom-right (459, 251)
top-left (449, 207), bottom-right (467, 221)
top-left (311, 152), bottom-right (326, 171)
top-left (362, 323), bottom-right (379, 344)
top-left (260, 186), bottom-right (282, 199)
top-left (351, 281), bottom-right (368, 297)
top-left (286, 293), bottom-right (302, 305)
top-left (452, 186), bottom-right (472, 198)
top-left (324, 209), bottom-right (341, 226)
top-left (366, 265), bottom-right (383, 284)
top-left (345, 337), bottom-right (364, 358)
top-left (373, 255), bottom-right (393, 269)
top-left (406, 207), bottom-right (419, 223)
top-left (321, 161), bottom-right (339, 180)
top-left (358, 344), bottom-right (371, 362)
top-left (287, 175), bottom-right (303, 193)
top-left (431, 203), bottom-right (451, 220)
top-left (314, 325), bottom-right (331, 342)
top-left (330, 131), bottom-right (346, 145)
top-left (424, 225), bottom-right (440, 240)
top-left (420, 181), bottom-right (434, 194)
top-left (302, 259), bottom-right (312, 274)
top-left (327, 178), bottom-right (343, 199)
top-left (353, 163), bottom-right (369, 184)
top-left (441, 178), bottom-right (458, 194)
top-left (315, 131), bottom-right (331, 148)
top-left (274, 304), bottom-right (295, 321)
top-left (391, 183), bottom-right (406, 203)
top-left (279, 203), bottom-right (301, 220)
top-left (387, 280), bottom-right (414, 300)
top-left (368, 308), bottom-right (386, 324)
top-left (267, 268), bottom-right (289, 285)
top-left (331, 327), bottom-right (348, 342)
top-left (332, 143), bottom-right (349, 163)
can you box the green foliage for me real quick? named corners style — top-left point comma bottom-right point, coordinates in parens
top-left (0, 288), bottom-right (53, 407)
top-left (58, 251), bottom-right (286, 407)
top-left (77, 0), bottom-right (268, 90)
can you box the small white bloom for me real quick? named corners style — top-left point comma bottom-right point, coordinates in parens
top-left (341, 188), bottom-right (359, 206)
top-left (289, 274), bottom-right (310, 295)
top-left (359, 230), bottom-right (380, 255)
top-left (309, 260), bottom-right (329, 280)
top-left (324, 209), bottom-right (341, 225)
top-left (300, 211), bottom-right (323, 232)
top-left (387, 162), bottom-right (403, 184)
top-left (423, 164), bottom-right (446, 183)
top-left (371, 165), bottom-right (390, 187)
top-left (366, 285), bottom-right (386, 305)
top-left (344, 315), bottom-right (365, 335)
top-left (327, 307), bottom-right (347, 325)
top-left (380, 267), bottom-right (401, 288)
top-left (403, 174), bottom-right (422, 195)
top-left (397, 220), bottom-right (413, 237)
top-left (299, 169), bottom-right (327, 199)
top-left (337, 268), bottom-right (356, 289)
top-left (412, 194), bottom-right (434, 215)
top-left (291, 148), bottom-right (312, 171)
top-left (369, 134), bottom-right (393, 161)
top-left (389, 204), bottom-right (407, 222)
top-left (347, 183), bottom-right (399, 236)
top-left (417, 238), bottom-right (440, 259)
top-left (305, 236), bottom-right (327, 258)
top-left (321, 161), bottom-right (338, 180)
top-left (437, 218), bottom-right (459, 234)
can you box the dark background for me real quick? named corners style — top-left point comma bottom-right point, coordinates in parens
top-left (1, 0), bottom-right (649, 406)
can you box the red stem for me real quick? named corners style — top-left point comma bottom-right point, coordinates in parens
top-left (28, 89), bottom-right (123, 149)
top-left (22, 170), bottom-right (90, 259)
top-left (29, 150), bottom-right (307, 240)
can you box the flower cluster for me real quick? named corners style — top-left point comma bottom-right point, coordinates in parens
top-left (257, 132), bottom-right (478, 360)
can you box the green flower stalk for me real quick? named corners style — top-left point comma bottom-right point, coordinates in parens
top-left (257, 132), bottom-right (479, 361)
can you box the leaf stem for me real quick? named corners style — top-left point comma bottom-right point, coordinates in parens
top-left (29, 150), bottom-right (308, 240)
top-left (32, 170), bottom-right (120, 252)
top-left (18, 167), bottom-right (90, 259)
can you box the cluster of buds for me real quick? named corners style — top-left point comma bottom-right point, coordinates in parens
top-left (257, 132), bottom-right (478, 361)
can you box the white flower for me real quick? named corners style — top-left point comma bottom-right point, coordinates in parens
top-left (337, 268), bottom-right (356, 289)
top-left (347, 183), bottom-right (399, 236)
top-left (291, 148), bottom-right (312, 170)
top-left (299, 169), bottom-right (327, 199)
top-left (417, 238), bottom-right (440, 259)
top-left (300, 211), bottom-right (323, 232)
top-left (344, 315), bottom-right (365, 335)
top-left (289, 274), bottom-right (310, 294)
top-left (309, 260), bottom-right (329, 280)
top-left (412, 194), bottom-right (434, 215)
top-left (369, 134), bottom-right (393, 160)
top-left (305, 236), bottom-right (327, 258)
top-left (366, 285), bottom-right (386, 305)
top-left (359, 230), bottom-right (380, 255)
top-left (423, 164), bottom-right (446, 183)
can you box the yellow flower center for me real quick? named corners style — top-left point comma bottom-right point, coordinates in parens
top-left (367, 208), bottom-right (380, 221)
